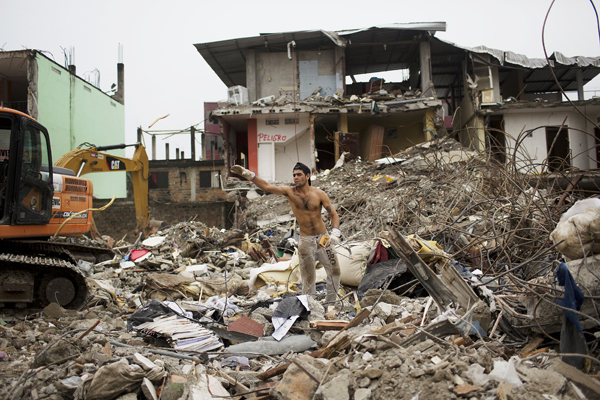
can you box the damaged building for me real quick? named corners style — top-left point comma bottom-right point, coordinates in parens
top-left (0, 49), bottom-right (127, 198)
top-left (194, 23), bottom-right (600, 176)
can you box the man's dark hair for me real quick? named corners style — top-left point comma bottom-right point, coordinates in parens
top-left (293, 162), bottom-right (311, 186)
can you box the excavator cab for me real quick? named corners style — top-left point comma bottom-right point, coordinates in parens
top-left (0, 110), bottom-right (53, 226)
top-left (0, 109), bottom-right (96, 309)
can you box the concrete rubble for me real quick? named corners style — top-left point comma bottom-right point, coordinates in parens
top-left (3, 137), bottom-right (600, 399)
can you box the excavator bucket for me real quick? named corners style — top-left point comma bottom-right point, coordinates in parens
top-left (144, 219), bottom-right (166, 237)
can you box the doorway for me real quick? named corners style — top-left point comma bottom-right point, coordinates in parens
top-left (314, 116), bottom-right (337, 171)
top-left (487, 116), bottom-right (506, 164)
top-left (546, 126), bottom-right (571, 172)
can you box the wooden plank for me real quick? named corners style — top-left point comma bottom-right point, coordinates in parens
top-left (344, 308), bottom-right (371, 330)
top-left (257, 348), bottom-right (326, 380)
top-left (310, 320), bottom-right (348, 330)
top-left (520, 348), bottom-right (548, 358)
top-left (367, 125), bottom-right (385, 161)
top-left (551, 358), bottom-right (600, 398)
top-left (518, 337), bottom-right (544, 357)
top-left (453, 336), bottom-right (473, 347)
top-left (437, 259), bottom-right (480, 311)
top-left (382, 230), bottom-right (458, 311)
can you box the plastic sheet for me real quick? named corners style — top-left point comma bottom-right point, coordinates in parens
top-left (466, 363), bottom-right (489, 387)
top-left (357, 258), bottom-right (423, 299)
top-left (488, 356), bottom-right (523, 387)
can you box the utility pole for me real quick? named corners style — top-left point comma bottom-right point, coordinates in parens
top-left (152, 135), bottom-right (156, 160)
top-left (191, 126), bottom-right (196, 161)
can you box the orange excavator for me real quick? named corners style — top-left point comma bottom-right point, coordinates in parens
top-left (0, 107), bottom-right (154, 309)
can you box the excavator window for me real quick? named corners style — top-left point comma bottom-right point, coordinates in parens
top-left (14, 123), bottom-right (52, 224)
top-left (0, 117), bottom-right (11, 218)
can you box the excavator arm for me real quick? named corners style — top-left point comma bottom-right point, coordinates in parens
top-left (54, 143), bottom-right (151, 235)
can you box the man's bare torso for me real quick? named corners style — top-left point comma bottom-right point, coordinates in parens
top-left (284, 186), bottom-right (327, 236)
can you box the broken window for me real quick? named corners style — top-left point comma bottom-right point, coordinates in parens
top-left (199, 170), bottom-right (221, 188)
top-left (149, 171), bottom-right (169, 189)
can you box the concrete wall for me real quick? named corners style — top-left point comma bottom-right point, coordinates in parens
top-left (349, 112), bottom-right (428, 160)
top-left (93, 198), bottom-right (234, 241)
top-left (298, 50), bottom-right (342, 99)
top-left (455, 94), bottom-right (485, 150)
top-left (383, 113), bottom-right (428, 153)
top-left (254, 50), bottom-right (343, 100)
top-left (503, 108), bottom-right (600, 171)
top-left (35, 54), bottom-right (126, 199)
top-left (256, 52), bottom-right (294, 99)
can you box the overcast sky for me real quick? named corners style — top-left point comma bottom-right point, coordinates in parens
top-left (4, 0), bottom-right (600, 159)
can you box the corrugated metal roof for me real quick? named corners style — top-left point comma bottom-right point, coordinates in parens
top-left (436, 37), bottom-right (600, 69)
top-left (430, 37), bottom-right (600, 98)
top-left (336, 22), bottom-right (447, 36)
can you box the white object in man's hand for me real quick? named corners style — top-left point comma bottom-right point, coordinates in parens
top-left (231, 165), bottom-right (256, 181)
top-left (329, 228), bottom-right (342, 245)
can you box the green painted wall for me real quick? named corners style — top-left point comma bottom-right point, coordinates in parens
top-left (34, 54), bottom-right (126, 199)
top-left (36, 56), bottom-right (71, 155)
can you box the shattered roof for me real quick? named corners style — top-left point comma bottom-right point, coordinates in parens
top-left (194, 23), bottom-right (600, 98)
top-left (430, 37), bottom-right (600, 97)
top-left (194, 23), bottom-right (447, 88)
top-left (437, 38), bottom-right (600, 69)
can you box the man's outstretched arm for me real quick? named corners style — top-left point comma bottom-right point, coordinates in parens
top-left (230, 165), bottom-right (288, 196)
top-left (321, 192), bottom-right (342, 244)
top-left (321, 192), bottom-right (340, 229)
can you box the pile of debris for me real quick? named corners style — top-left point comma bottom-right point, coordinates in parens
top-left (2, 137), bottom-right (600, 400)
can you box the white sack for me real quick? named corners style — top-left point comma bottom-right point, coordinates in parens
top-left (550, 198), bottom-right (600, 260)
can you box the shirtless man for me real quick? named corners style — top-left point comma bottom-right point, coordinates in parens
top-left (231, 162), bottom-right (341, 303)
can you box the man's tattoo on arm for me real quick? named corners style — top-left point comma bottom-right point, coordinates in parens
top-left (326, 205), bottom-right (332, 214)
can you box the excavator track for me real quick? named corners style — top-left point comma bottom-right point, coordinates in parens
top-left (0, 240), bottom-right (114, 310)
top-left (0, 253), bottom-right (88, 309)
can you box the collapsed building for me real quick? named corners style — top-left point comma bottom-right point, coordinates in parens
top-left (194, 23), bottom-right (600, 177)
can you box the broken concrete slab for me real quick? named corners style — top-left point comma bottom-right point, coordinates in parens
top-left (315, 369), bottom-right (351, 400)
top-left (42, 302), bottom-right (63, 319)
top-left (271, 356), bottom-right (329, 400)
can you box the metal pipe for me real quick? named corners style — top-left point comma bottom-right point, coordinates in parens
top-left (287, 41), bottom-right (296, 60)
top-left (76, 159), bottom-right (87, 177)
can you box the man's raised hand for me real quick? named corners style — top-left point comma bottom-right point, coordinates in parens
top-left (231, 165), bottom-right (256, 181)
